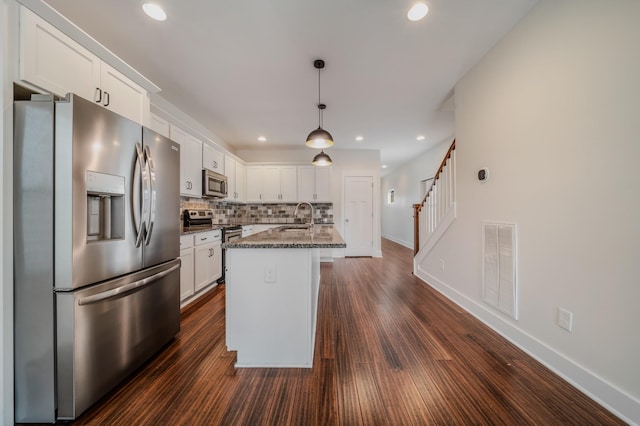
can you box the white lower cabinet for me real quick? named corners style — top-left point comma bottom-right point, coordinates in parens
top-left (179, 235), bottom-right (195, 300)
top-left (180, 230), bottom-right (222, 304)
top-left (193, 230), bottom-right (222, 292)
top-left (194, 241), bottom-right (222, 291)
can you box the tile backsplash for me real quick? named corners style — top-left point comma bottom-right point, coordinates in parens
top-left (180, 197), bottom-right (333, 225)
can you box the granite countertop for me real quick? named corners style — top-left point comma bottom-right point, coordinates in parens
top-left (223, 225), bottom-right (346, 249)
top-left (181, 221), bottom-right (335, 235)
top-left (180, 224), bottom-right (223, 235)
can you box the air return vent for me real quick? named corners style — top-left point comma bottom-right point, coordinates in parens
top-left (483, 222), bottom-right (517, 319)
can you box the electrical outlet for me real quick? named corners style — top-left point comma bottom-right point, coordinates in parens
top-left (558, 308), bottom-right (573, 332)
top-left (440, 259), bottom-right (445, 271)
top-left (264, 265), bottom-right (277, 283)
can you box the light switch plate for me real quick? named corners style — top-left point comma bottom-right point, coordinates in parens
top-left (558, 308), bottom-right (573, 332)
top-left (264, 265), bottom-right (277, 283)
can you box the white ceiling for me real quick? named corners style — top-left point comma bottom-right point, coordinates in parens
top-left (43, 0), bottom-right (536, 172)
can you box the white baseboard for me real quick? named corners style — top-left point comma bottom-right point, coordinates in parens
top-left (381, 233), bottom-right (413, 249)
top-left (413, 265), bottom-right (639, 425)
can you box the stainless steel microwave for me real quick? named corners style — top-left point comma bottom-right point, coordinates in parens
top-left (202, 169), bottom-right (228, 198)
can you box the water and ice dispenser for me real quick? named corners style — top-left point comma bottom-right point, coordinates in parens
top-left (86, 170), bottom-right (125, 241)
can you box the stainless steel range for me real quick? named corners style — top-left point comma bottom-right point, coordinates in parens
top-left (222, 224), bottom-right (242, 283)
top-left (182, 209), bottom-right (242, 283)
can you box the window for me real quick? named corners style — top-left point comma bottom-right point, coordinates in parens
top-left (387, 189), bottom-right (395, 204)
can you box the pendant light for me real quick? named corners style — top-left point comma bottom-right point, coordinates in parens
top-left (312, 150), bottom-right (333, 166)
top-left (306, 60), bottom-right (334, 149)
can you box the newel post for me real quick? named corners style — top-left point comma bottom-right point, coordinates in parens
top-left (413, 204), bottom-right (421, 256)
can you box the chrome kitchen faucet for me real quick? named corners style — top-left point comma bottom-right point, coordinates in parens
top-left (294, 201), bottom-right (314, 231)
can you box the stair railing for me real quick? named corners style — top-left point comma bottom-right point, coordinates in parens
top-left (413, 140), bottom-right (456, 255)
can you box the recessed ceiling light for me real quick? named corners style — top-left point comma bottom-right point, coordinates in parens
top-left (407, 3), bottom-right (429, 21)
top-left (355, 136), bottom-right (364, 142)
top-left (382, 165), bottom-right (388, 169)
top-left (142, 3), bottom-right (167, 21)
top-left (258, 136), bottom-right (267, 142)
top-left (416, 135), bottom-right (425, 141)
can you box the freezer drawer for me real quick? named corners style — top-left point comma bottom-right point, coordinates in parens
top-left (55, 259), bottom-right (180, 420)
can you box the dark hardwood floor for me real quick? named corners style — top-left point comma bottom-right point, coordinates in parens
top-left (72, 238), bottom-right (623, 425)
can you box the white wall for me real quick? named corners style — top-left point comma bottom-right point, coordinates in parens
top-left (238, 148), bottom-right (382, 256)
top-left (381, 139), bottom-right (452, 248)
top-left (416, 0), bottom-right (640, 422)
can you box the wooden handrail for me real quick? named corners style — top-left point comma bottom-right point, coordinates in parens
top-left (416, 139), bottom-right (456, 213)
top-left (413, 139), bottom-right (456, 255)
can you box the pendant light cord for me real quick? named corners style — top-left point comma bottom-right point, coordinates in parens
top-left (318, 67), bottom-right (323, 128)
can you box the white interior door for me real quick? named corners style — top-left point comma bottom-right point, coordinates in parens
top-left (344, 176), bottom-right (373, 256)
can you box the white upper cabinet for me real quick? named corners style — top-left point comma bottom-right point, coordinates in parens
top-left (262, 167), bottom-right (281, 201)
top-left (19, 6), bottom-right (150, 125)
top-left (235, 162), bottom-right (246, 203)
top-left (247, 166), bottom-right (297, 203)
top-left (171, 125), bottom-right (202, 197)
top-left (246, 167), bottom-right (263, 202)
top-left (99, 63), bottom-right (150, 125)
top-left (225, 156), bottom-right (245, 202)
top-left (149, 113), bottom-right (170, 138)
top-left (279, 167), bottom-right (298, 202)
top-left (202, 144), bottom-right (225, 174)
top-left (298, 166), bottom-right (331, 202)
top-left (297, 167), bottom-right (315, 202)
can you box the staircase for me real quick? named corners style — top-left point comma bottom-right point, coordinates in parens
top-left (413, 140), bottom-right (457, 263)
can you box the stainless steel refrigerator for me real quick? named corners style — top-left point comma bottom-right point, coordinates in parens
top-left (14, 93), bottom-right (181, 422)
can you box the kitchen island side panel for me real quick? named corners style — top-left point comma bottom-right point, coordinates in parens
top-left (226, 248), bottom-right (320, 368)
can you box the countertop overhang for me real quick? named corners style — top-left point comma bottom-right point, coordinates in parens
top-left (223, 225), bottom-right (346, 249)
top-left (181, 222), bottom-right (334, 236)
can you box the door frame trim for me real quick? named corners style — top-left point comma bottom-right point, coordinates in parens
top-left (342, 174), bottom-right (378, 257)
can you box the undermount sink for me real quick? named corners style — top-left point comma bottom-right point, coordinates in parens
top-left (280, 225), bottom-right (312, 232)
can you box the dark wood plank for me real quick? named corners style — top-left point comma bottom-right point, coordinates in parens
top-left (70, 239), bottom-right (624, 426)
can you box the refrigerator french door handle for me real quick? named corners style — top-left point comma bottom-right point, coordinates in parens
top-left (76, 263), bottom-right (181, 306)
top-left (134, 143), bottom-right (147, 247)
top-left (144, 145), bottom-right (156, 246)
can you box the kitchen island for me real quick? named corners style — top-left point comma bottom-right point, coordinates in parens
top-left (223, 225), bottom-right (346, 368)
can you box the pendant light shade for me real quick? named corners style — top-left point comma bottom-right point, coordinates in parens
top-left (306, 60), bottom-right (334, 149)
top-left (306, 126), bottom-right (334, 149)
top-left (312, 150), bottom-right (333, 166)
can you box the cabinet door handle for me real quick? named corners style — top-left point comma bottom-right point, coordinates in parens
top-left (213, 161), bottom-right (217, 168)
top-left (94, 87), bottom-right (102, 103)
top-left (103, 91), bottom-right (110, 107)
top-left (200, 237), bottom-right (208, 241)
